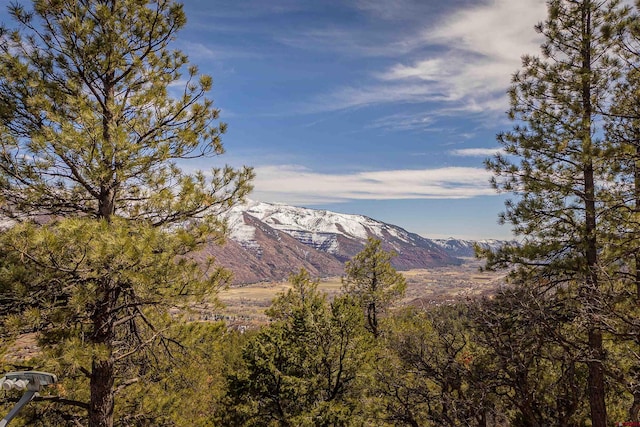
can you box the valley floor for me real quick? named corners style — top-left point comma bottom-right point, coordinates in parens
top-left (208, 258), bottom-right (506, 328)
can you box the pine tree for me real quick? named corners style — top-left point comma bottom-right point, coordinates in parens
top-left (485, 1), bottom-right (627, 425)
top-left (377, 305), bottom-right (499, 427)
top-left (342, 238), bottom-right (406, 339)
top-left (601, 5), bottom-right (640, 420)
top-left (224, 270), bottom-right (370, 426)
top-left (0, 1), bottom-right (252, 426)
top-left (471, 285), bottom-right (590, 425)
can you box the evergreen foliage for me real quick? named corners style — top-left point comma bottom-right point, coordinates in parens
top-left (599, 6), bottom-right (640, 420)
top-left (484, 1), bottom-right (630, 424)
top-left (0, 1), bottom-right (252, 425)
top-left (471, 285), bottom-right (591, 426)
top-left (6, 0), bottom-right (640, 425)
top-left (375, 305), bottom-right (498, 427)
top-left (223, 270), bottom-right (371, 426)
top-left (342, 238), bottom-right (406, 339)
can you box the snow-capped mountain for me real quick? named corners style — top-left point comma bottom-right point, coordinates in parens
top-left (227, 201), bottom-right (447, 257)
top-left (199, 201), bottom-right (504, 284)
top-left (432, 238), bottom-right (506, 258)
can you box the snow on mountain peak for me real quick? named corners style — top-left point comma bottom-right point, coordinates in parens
top-left (223, 200), bottom-right (508, 262)
top-left (225, 200), bottom-right (413, 253)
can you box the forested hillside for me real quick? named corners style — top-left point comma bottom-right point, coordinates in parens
top-left (1, 0), bottom-right (640, 426)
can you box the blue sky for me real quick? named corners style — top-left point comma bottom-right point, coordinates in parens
top-left (2, 0), bottom-right (550, 240)
top-left (174, 0), bottom-right (549, 240)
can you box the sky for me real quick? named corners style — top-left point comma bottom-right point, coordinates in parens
top-left (173, 0), bottom-right (550, 240)
top-left (1, 0), bottom-right (551, 240)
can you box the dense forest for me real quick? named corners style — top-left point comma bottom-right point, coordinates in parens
top-left (1, 0), bottom-right (640, 425)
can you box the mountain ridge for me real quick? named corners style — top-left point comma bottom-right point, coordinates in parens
top-left (199, 200), bottom-right (506, 284)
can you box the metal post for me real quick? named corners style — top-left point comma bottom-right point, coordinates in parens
top-left (0, 390), bottom-right (36, 427)
top-left (0, 371), bottom-right (56, 426)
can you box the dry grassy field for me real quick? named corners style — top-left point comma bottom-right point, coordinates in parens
top-left (3, 260), bottom-right (507, 359)
top-left (210, 259), bottom-right (506, 328)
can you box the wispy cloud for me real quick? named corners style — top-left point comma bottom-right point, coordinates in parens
top-left (312, 82), bottom-right (456, 113)
top-left (275, 27), bottom-right (423, 58)
top-left (250, 164), bottom-right (495, 205)
top-left (353, 0), bottom-right (430, 21)
top-left (177, 41), bottom-right (261, 60)
top-left (450, 147), bottom-right (504, 157)
top-left (425, 0), bottom-right (544, 62)
top-left (315, 0), bottom-right (546, 115)
top-left (395, 0), bottom-right (545, 111)
top-left (185, 0), bottom-right (308, 20)
top-left (369, 112), bottom-right (436, 132)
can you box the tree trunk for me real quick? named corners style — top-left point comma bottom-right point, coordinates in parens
top-left (585, 162), bottom-right (606, 426)
top-left (98, 186), bottom-right (115, 220)
top-left (89, 280), bottom-right (117, 427)
top-left (99, 69), bottom-right (116, 222)
top-left (587, 328), bottom-right (607, 427)
top-left (89, 358), bottom-right (115, 427)
top-left (581, 3), bottom-right (606, 424)
top-left (477, 410), bottom-right (487, 427)
top-left (634, 146), bottom-right (640, 301)
top-left (367, 302), bottom-right (378, 339)
top-left (585, 156), bottom-right (608, 427)
top-left (90, 67), bottom-right (117, 426)
top-left (629, 390), bottom-right (640, 421)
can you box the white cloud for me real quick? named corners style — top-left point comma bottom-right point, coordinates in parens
top-left (251, 164), bottom-right (496, 205)
top-left (177, 41), bottom-right (261, 60)
top-left (394, 0), bottom-right (545, 111)
top-left (320, 82), bottom-right (457, 111)
top-left (426, 0), bottom-right (544, 62)
top-left (369, 112), bottom-right (436, 131)
top-left (450, 147), bottom-right (504, 157)
top-left (353, 0), bottom-right (429, 21)
top-left (276, 27), bottom-right (424, 58)
top-left (319, 0), bottom-right (547, 115)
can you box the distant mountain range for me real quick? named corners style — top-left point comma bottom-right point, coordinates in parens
top-left (432, 237), bottom-right (506, 258)
top-left (199, 201), bottom-right (506, 284)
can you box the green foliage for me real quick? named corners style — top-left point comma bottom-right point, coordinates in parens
top-left (486, 0), bottom-right (625, 270)
top-left (599, 13), bottom-right (640, 422)
top-left (0, 217), bottom-right (233, 424)
top-left (223, 270), bottom-right (372, 426)
top-left (0, 322), bottom-right (242, 426)
top-left (0, 0), bottom-right (253, 224)
top-left (112, 322), bottom-right (235, 427)
top-left (484, 1), bottom-right (631, 424)
top-left (374, 305), bottom-right (499, 427)
top-left (342, 238), bottom-right (406, 338)
top-left (471, 285), bottom-right (592, 426)
top-left (0, 0), bottom-right (252, 425)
